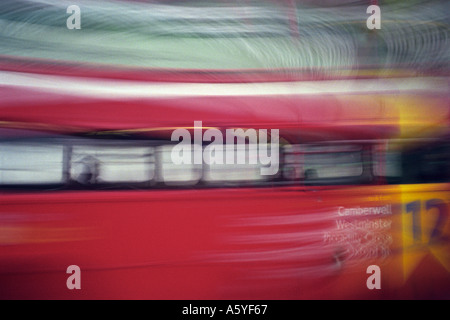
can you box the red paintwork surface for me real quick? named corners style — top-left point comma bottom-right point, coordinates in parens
top-left (0, 184), bottom-right (449, 299)
top-left (0, 90), bottom-right (402, 142)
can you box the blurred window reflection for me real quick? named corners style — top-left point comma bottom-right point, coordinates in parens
top-left (283, 144), bottom-right (364, 182)
top-left (158, 145), bottom-right (201, 186)
top-left (71, 145), bottom-right (155, 184)
top-left (0, 143), bottom-right (64, 184)
top-left (204, 144), bottom-right (268, 183)
top-left (401, 141), bottom-right (450, 184)
top-left (373, 144), bottom-right (402, 178)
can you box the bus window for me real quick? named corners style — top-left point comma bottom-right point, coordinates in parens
top-left (157, 145), bottom-right (202, 186)
top-left (203, 144), bottom-right (268, 183)
top-left (283, 144), bottom-right (367, 185)
top-left (402, 141), bottom-right (450, 184)
top-left (282, 145), bottom-right (302, 181)
top-left (373, 143), bottom-right (402, 181)
top-left (0, 142), bottom-right (64, 185)
top-left (303, 151), bottom-right (363, 179)
top-left (71, 145), bottom-right (155, 184)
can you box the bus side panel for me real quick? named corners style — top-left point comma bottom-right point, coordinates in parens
top-left (0, 185), bottom-right (449, 299)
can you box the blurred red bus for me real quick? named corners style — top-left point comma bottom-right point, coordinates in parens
top-left (0, 68), bottom-right (448, 299)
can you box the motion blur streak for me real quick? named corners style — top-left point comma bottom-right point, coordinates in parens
top-left (0, 0), bottom-right (449, 300)
top-left (0, 71), bottom-right (447, 98)
top-left (0, 0), bottom-right (447, 72)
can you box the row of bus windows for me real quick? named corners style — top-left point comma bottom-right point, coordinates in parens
top-left (0, 140), bottom-right (448, 187)
top-left (0, 141), bottom-right (365, 186)
top-left (0, 143), bottom-right (268, 186)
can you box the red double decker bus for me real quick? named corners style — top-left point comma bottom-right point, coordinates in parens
top-left (0, 64), bottom-right (448, 299)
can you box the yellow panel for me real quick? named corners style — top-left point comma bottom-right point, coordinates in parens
top-left (400, 183), bottom-right (450, 282)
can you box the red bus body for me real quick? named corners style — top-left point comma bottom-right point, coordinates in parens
top-left (0, 65), bottom-right (449, 299)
